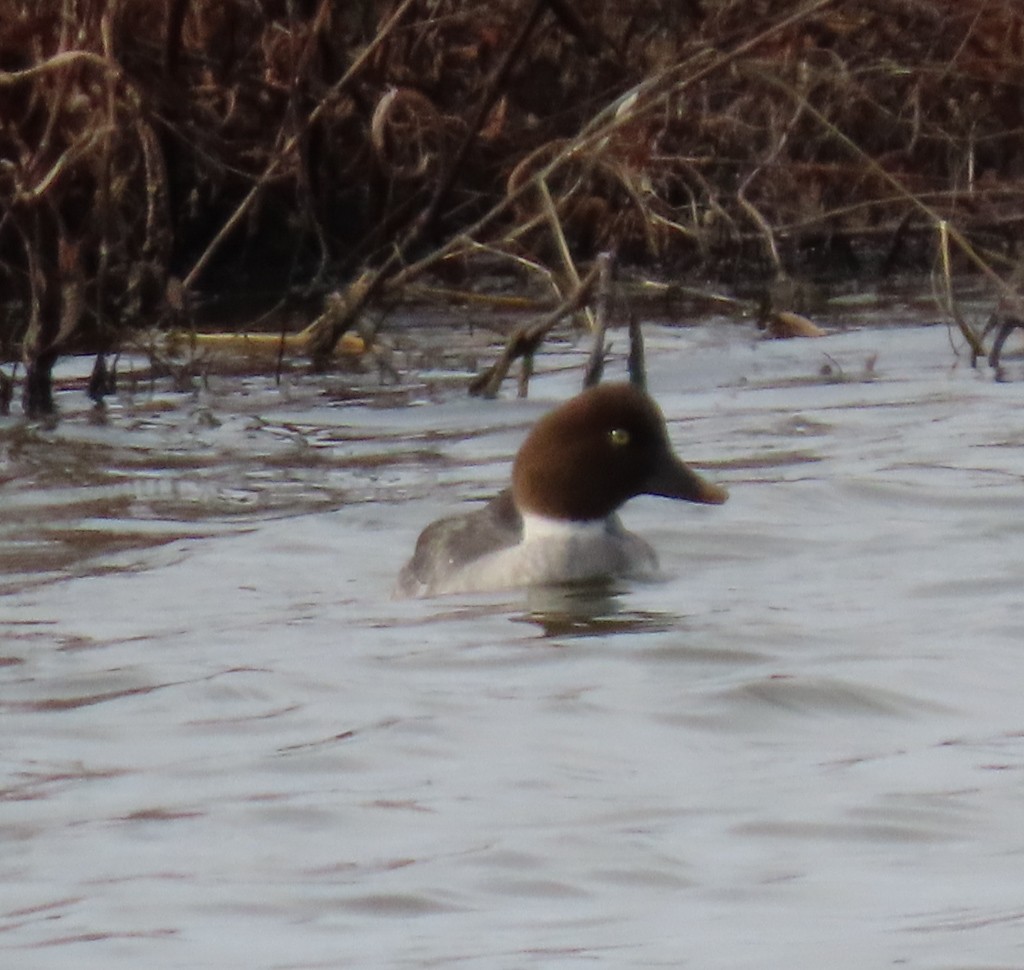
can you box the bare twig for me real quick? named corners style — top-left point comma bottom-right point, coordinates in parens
top-left (582, 251), bottom-right (614, 388)
top-left (469, 259), bottom-right (602, 398)
top-left (627, 316), bottom-right (647, 391)
top-left (937, 221), bottom-right (984, 360)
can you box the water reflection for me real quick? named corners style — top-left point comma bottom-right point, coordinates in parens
top-left (518, 582), bottom-right (680, 639)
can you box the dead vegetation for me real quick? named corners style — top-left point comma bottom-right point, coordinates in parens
top-left (2, 0), bottom-right (1024, 412)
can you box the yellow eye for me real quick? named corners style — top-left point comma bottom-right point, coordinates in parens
top-left (609, 428), bottom-right (630, 447)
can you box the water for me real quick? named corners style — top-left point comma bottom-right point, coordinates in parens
top-left (3, 310), bottom-right (1024, 968)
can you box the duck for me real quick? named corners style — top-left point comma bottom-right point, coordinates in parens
top-left (395, 382), bottom-right (727, 597)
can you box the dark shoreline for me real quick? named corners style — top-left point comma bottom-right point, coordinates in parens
top-left (2, 1), bottom-right (1023, 412)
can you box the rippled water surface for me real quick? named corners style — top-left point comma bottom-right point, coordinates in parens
top-left (4, 309), bottom-right (1024, 969)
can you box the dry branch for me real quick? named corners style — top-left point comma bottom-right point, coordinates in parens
top-left (468, 259), bottom-right (602, 398)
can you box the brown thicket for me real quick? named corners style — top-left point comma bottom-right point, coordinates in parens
top-left (2, 0), bottom-right (1024, 411)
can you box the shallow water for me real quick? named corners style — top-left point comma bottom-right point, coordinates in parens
top-left (3, 310), bottom-right (1024, 969)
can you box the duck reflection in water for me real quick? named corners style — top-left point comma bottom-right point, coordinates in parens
top-left (518, 580), bottom-right (681, 639)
